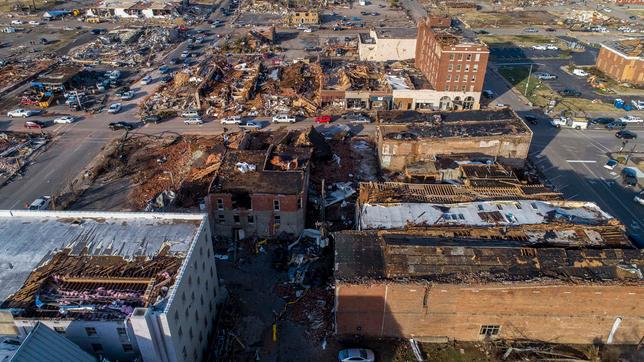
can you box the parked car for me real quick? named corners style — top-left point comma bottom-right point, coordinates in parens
top-left (181, 110), bottom-right (199, 118)
top-left (591, 117), bottom-right (614, 125)
top-left (634, 191), bottom-right (644, 206)
top-left (161, 75), bottom-right (173, 83)
top-left (7, 109), bottom-right (38, 118)
top-left (53, 116), bottom-right (75, 124)
top-left (120, 91), bottom-right (134, 100)
top-left (482, 89), bottom-right (494, 98)
top-left (572, 69), bottom-right (589, 77)
top-left (239, 120), bottom-right (262, 129)
top-left (28, 21), bottom-right (40, 26)
top-left (546, 45), bottom-right (559, 50)
top-left (28, 196), bottom-right (51, 210)
top-left (347, 114), bottom-right (371, 123)
top-left (338, 348), bottom-right (375, 362)
top-left (221, 115), bottom-right (242, 124)
top-left (524, 27), bottom-right (539, 33)
top-left (159, 65), bottom-right (170, 74)
top-left (524, 115), bottom-right (538, 125)
top-left (604, 159), bottom-right (618, 170)
top-left (107, 103), bottom-right (122, 114)
top-left (618, 115), bottom-right (643, 123)
top-left (315, 115), bottom-right (332, 123)
top-left (140, 75), bottom-right (152, 85)
top-left (606, 121), bottom-right (626, 130)
top-left (10, 20), bottom-right (23, 25)
top-left (24, 120), bottom-right (47, 129)
top-left (559, 89), bottom-right (581, 97)
top-left (545, 27), bottom-right (556, 32)
top-left (272, 114), bottom-right (296, 123)
top-left (616, 130), bottom-right (637, 140)
top-left (184, 117), bottom-right (203, 125)
top-left (535, 72), bottom-right (557, 80)
top-left (108, 121), bottom-right (137, 131)
top-left (142, 115), bottom-right (161, 124)
top-left (532, 45), bottom-right (548, 50)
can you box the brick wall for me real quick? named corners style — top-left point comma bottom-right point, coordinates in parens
top-left (596, 46), bottom-right (644, 85)
top-left (378, 134), bottom-right (531, 171)
top-left (336, 282), bottom-right (644, 344)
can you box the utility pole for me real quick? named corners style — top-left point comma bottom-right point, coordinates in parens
top-left (524, 63), bottom-right (533, 97)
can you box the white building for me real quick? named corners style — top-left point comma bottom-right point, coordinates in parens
top-left (358, 28), bottom-right (417, 62)
top-left (86, 0), bottom-right (179, 19)
top-left (0, 210), bottom-right (220, 362)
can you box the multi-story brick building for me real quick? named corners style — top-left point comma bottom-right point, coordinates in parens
top-left (415, 16), bottom-right (489, 93)
top-left (206, 145), bottom-right (312, 241)
top-left (288, 10), bottom-right (319, 25)
top-left (595, 39), bottom-right (644, 85)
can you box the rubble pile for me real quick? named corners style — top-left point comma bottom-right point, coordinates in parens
top-left (323, 62), bottom-right (389, 92)
top-left (220, 29), bottom-right (274, 54)
top-left (71, 27), bottom-right (181, 67)
top-left (0, 132), bottom-right (48, 184)
top-left (0, 59), bottom-right (54, 92)
top-left (285, 286), bottom-right (334, 340)
top-left (241, 0), bottom-right (291, 14)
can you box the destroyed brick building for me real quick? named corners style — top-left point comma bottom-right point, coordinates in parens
top-left (415, 16), bottom-right (489, 93)
top-left (205, 130), bottom-right (330, 240)
top-left (595, 39), bottom-right (644, 85)
top-left (0, 211), bottom-right (220, 362)
top-left (335, 184), bottom-right (643, 344)
top-left (376, 109), bottom-right (532, 171)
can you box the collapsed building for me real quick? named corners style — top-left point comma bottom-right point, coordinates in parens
top-left (0, 211), bottom-right (220, 362)
top-left (376, 109), bottom-right (532, 171)
top-left (335, 181), bottom-right (643, 344)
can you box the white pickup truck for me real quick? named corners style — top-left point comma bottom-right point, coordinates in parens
top-left (618, 115), bottom-right (643, 123)
top-left (272, 114), bottom-right (296, 123)
top-left (550, 117), bottom-right (588, 130)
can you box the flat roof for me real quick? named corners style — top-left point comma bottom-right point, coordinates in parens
top-left (334, 230), bottom-right (643, 283)
top-left (359, 200), bottom-right (616, 230)
top-left (0, 210), bottom-right (204, 305)
top-left (602, 39), bottom-right (643, 59)
top-left (374, 28), bottom-right (417, 39)
top-left (378, 109), bottom-right (531, 139)
top-left (210, 148), bottom-right (310, 195)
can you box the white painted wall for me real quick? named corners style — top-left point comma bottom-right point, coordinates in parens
top-left (393, 89), bottom-right (481, 110)
top-left (359, 30), bottom-right (417, 61)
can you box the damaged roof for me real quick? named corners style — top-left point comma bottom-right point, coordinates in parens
top-left (334, 230), bottom-right (642, 283)
top-left (378, 109), bottom-right (531, 139)
top-left (210, 148), bottom-right (310, 195)
top-left (358, 199), bottom-right (617, 230)
top-left (0, 210), bottom-right (205, 303)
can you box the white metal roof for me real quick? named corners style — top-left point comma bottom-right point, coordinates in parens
top-left (359, 200), bottom-right (615, 230)
top-left (0, 210), bottom-right (205, 302)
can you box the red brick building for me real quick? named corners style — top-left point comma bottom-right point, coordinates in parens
top-left (206, 144), bottom-right (312, 240)
top-left (596, 40), bottom-right (644, 85)
top-left (334, 228), bottom-right (643, 344)
top-left (415, 16), bottom-right (489, 93)
top-left (615, 0), bottom-right (644, 4)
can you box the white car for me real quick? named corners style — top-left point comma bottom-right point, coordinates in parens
top-left (141, 75), bottom-right (152, 85)
top-left (303, 28), bottom-right (313, 33)
top-left (53, 116), bottom-right (75, 124)
top-left (618, 115), bottom-right (643, 123)
top-left (272, 114), bottom-right (296, 123)
top-left (631, 99), bottom-right (644, 110)
top-left (10, 20), bottom-right (23, 25)
top-left (338, 348), bottom-right (375, 362)
top-left (604, 159), bottom-right (618, 170)
top-left (28, 21), bottom-right (40, 26)
top-left (239, 121), bottom-right (262, 129)
top-left (181, 110), bottom-right (200, 118)
top-left (221, 115), bottom-right (242, 124)
top-left (28, 196), bottom-right (51, 210)
top-left (532, 45), bottom-right (548, 50)
top-left (121, 91), bottom-right (134, 100)
top-left (572, 69), bottom-right (589, 77)
top-left (546, 45), bottom-right (559, 50)
top-left (107, 103), bottom-right (122, 114)
top-left (184, 117), bottom-right (203, 125)
top-left (634, 191), bottom-right (644, 205)
top-left (7, 109), bottom-right (38, 118)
